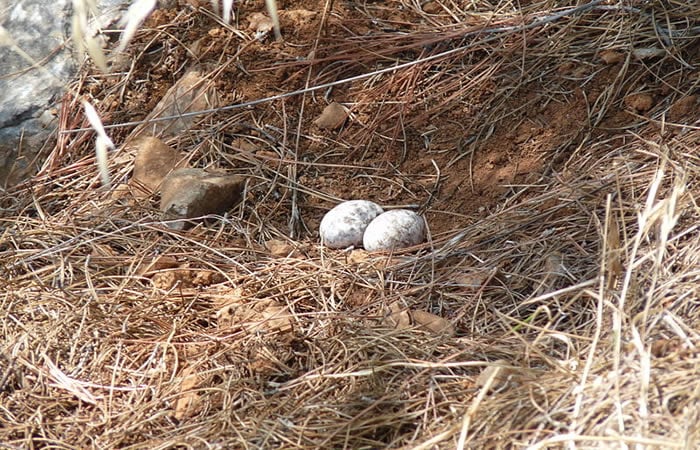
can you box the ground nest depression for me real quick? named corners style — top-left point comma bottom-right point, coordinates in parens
top-left (2, 0), bottom-right (700, 448)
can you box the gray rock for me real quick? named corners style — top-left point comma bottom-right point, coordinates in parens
top-left (0, 0), bottom-right (128, 187)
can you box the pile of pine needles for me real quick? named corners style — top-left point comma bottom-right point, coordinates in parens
top-left (1, 0), bottom-right (699, 448)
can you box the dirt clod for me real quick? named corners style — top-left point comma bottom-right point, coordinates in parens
top-left (625, 92), bottom-right (655, 112)
top-left (313, 102), bottom-right (349, 130)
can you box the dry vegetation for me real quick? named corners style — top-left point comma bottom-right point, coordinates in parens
top-left (2, 0), bottom-right (700, 448)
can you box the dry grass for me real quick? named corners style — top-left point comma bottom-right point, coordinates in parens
top-left (2, 0), bottom-right (700, 448)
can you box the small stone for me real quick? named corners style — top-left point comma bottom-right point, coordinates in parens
top-left (598, 50), bottom-right (625, 64)
top-left (265, 239), bottom-right (296, 257)
top-left (248, 12), bottom-right (274, 35)
top-left (669, 95), bottom-right (697, 122)
top-left (160, 168), bottom-right (246, 230)
top-left (624, 93), bottom-right (654, 112)
top-left (129, 70), bottom-right (219, 141)
top-left (632, 48), bottom-right (665, 60)
top-left (314, 102), bottom-right (349, 130)
top-left (131, 136), bottom-right (185, 195)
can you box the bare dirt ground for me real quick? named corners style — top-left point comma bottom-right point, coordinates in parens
top-left (2, 0), bottom-right (700, 448)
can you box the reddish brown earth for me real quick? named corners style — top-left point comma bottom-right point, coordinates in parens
top-left (78, 0), bottom-right (700, 245)
top-left (74, 1), bottom-right (676, 243)
top-left (3, 1), bottom-right (699, 448)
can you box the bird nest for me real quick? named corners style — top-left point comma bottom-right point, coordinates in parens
top-left (1, 0), bottom-right (699, 448)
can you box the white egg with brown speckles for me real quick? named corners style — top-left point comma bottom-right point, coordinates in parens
top-left (320, 200), bottom-right (384, 249)
top-left (363, 209), bottom-right (426, 251)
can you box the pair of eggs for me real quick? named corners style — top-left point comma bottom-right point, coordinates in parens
top-left (319, 200), bottom-right (426, 251)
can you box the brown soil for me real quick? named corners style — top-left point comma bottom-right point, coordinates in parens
top-left (3, 0), bottom-right (699, 448)
top-left (90, 0), bottom-right (675, 239)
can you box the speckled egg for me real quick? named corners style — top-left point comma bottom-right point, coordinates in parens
top-left (363, 209), bottom-right (426, 251)
top-left (320, 200), bottom-right (384, 249)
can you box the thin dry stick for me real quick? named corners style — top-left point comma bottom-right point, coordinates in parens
top-left (570, 194), bottom-right (613, 432)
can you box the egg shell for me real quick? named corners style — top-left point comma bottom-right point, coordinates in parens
top-left (363, 209), bottom-right (426, 251)
top-left (320, 200), bottom-right (384, 249)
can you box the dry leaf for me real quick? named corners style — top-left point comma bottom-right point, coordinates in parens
top-left (384, 303), bottom-right (412, 329)
top-left (599, 49), bottom-right (624, 64)
top-left (543, 253), bottom-right (565, 276)
top-left (136, 256), bottom-right (179, 276)
top-left (384, 304), bottom-right (455, 336)
top-left (347, 249), bottom-right (370, 265)
top-left (314, 102), bottom-right (348, 130)
top-left (174, 366), bottom-right (203, 420)
top-left (265, 239), bottom-right (295, 257)
top-left (476, 360), bottom-right (515, 392)
top-left (218, 299), bottom-right (294, 334)
top-left (90, 243), bottom-right (117, 258)
top-left (606, 214), bottom-right (623, 288)
top-left (539, 252), bottom-right (565, 294)
top-left (453, 270), bottom-right (491, 291)
top-left (411, 310), bottom-right (455, 336)
top-left (231, 137), bottom-right (259, 153)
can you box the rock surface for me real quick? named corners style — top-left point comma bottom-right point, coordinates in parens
top-left (313, 102), bottom-right (349, 130)
top-left (129, 70), bottom-right (219, 141)
top-left (130, 136), bottom-right (186, 195)
top-left (0, 0), bottom-right (127, 187)
top-left (160, 168), bottom-right (246, 230)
